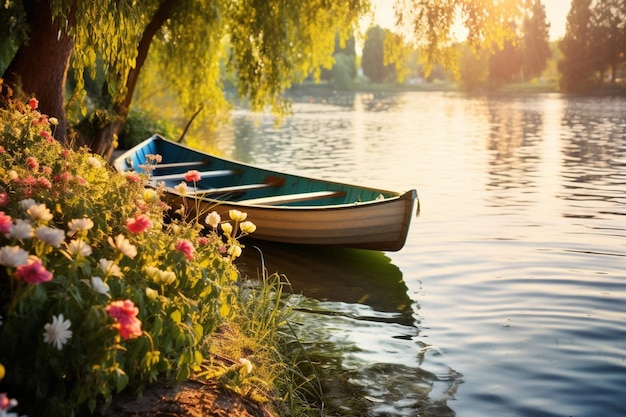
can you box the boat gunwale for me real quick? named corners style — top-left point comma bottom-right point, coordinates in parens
top-left (114, 135), bottom-right (414, 207)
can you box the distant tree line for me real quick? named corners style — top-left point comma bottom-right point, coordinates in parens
top-left (323, 0), bottom-right (625, 93)
top-left (559, 0), bottom-right (626, 91)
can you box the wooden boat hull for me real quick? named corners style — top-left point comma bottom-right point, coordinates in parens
top-left (114, 135), bottom-right (418, 251)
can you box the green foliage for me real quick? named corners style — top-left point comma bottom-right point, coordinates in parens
top-left (558, 0), bottom-right (596, 91)
top-left (489, 38), bottom-right (522, 87)
top-left (522, 0), bottom-right (552, 81)
top-left (331, 54), bottom-right (356, 90)
top-left (558, 0), bottom-right (626, 92)
top-left (0, 96), bottom-right (250, 416)
top-left (0, 0), bottom-right (27, 74)
top-left (458, 45), bottom-right (489, 92)
top-left (362, 26), bottom-right (395, 83)
top-left (119, 109), bottom-right (177, 150)
top-left (48, 0), bottom-right (370, 122)
top-left (394, 0), bottom-right (521, 70)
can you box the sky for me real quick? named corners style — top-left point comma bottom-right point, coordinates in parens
top-left (370, 0), bottom-right (572, 41)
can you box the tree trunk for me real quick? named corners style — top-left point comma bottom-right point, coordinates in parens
top-left (2, 0), bottom-right (74, 144)
top-left (93, 0), bottom-right (177, 161)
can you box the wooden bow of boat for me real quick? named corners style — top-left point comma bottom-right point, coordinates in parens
top-left (114, 135), bottom-right (418, 251)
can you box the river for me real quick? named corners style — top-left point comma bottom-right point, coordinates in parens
top-left (200, 90), bottom-right (626, 417)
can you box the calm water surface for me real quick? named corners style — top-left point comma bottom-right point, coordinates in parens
top-left (202, 91), bottom-right (626, 417)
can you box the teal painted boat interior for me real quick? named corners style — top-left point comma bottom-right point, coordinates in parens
top-left (120, 136), bottom-right (400, 207)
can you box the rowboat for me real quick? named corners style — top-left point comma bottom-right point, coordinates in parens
top-left (113, 135), bottom-right (418, 251)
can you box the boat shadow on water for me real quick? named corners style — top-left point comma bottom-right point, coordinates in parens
top-left (237, 239), bottom-right (413, 316)
top-left (237, 240), bottom-right (460, 417)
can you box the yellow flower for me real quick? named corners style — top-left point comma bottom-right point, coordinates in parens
top-left (174, 182), bottom-right (188, 196)
top-left (221, 222), bottom-right (233, 235)
top-left (0, 362), bottom-right (5, 380)
top-left (145, 287), bottom-right (158, 300)
top-left (143, 189), bottom-right (159, 203)
top-left (49, 117), bottom-right (59, 126)
top-left (146, 266), bottom-right (176, 286)
top-left (239, 221), bottom-right (256, 234)
top-left (228, 244), bottom-right (242, 258)
top-left (228, 209), bottom-right (247, 222)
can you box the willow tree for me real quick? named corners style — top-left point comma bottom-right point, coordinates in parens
top-left (1, 0), bottom-right (369, 157)
top-left (390, 0), bottom-right (522, 77)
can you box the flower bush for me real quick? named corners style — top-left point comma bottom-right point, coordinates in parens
top-left (0, 96), bottom-right (255, 416)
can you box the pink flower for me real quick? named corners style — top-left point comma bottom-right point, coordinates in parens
top-left (125, 213), bottom-right (152, 234)
top-left (53, 172), bottom-right (73, 183)
top-left (0, 146), bottom-right (5, 153)
top-left (40, 130), bottom-right (54, 143)
top-left (28, 98), bottom-right (38, 110)
top-left (0, 212), bottom-right (12, 234)
top-left (37, 177), bottom-right (52, 189)
top-left (0, 192), bottom-right (8, 206)
top-left (184, 170), bottom-right (201, 183)
top-left (15, 256), bottom-right (53, 284)
top-left (197, 237), bottom-right (210, 246)
top-left (125, 173), bottom-right (141, 183)
top-left (0, 393), bottom-right (18, 412)
top-left (175, 239), bottom-right (195, 261)
top-left (105, 300), bottom-right (142, 340)
top-left (27, 157), bottom-right (39, 171)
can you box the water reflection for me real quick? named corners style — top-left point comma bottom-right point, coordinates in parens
top-left (236, 242), bottom-right (460, 416)
top-left (237, 241), bottom-right (412, 315)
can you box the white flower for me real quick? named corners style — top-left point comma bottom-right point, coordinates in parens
top-left (66, 239), bottom-right (92, 257)
top-left (19, 198), bottom-right (36, 211)
top-left (90, 276), bottom-right (110, 294)
top-left (67, 217), bottom-right (94, 236)
top-left (205, 211), bottom-right (221, 229)
top-left (98, 258), bottom-right (123, 277)
top-left (9, 170), bottom-right (19, 181)
top-left (229, 209), bottom-right (247, 222)
top-left (238, 358), bottom-right (253, 376)
top-left (87, 156), bottom-right (102, 169)
top-left (239, 221), bottom-right (256, 234)
top-left (8, 219), bottom-right (33, 239)
top-left (43, 313), bottom-right (72, 350)
top-left (26, 203), bottom-right (53, 222)
top-left (0, 246), bottom-right (29, 267)
top-left (107, 234), bottom-right (137, 259)
top-left (35, 226), bottom-right (65, 247)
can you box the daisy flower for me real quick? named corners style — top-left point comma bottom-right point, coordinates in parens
top-left (43, 314), bottom-right (72, 350)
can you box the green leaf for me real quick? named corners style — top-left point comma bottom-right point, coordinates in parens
top-left (115, 367), bottom-right (129, 392)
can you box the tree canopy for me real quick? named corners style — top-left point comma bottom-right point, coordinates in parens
top-left (1, 0), bottom-right (370, 156)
